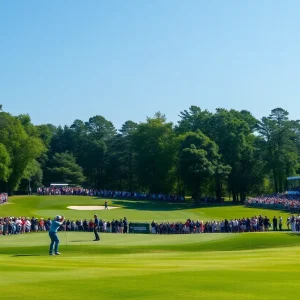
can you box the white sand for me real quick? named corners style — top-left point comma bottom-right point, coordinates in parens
top-left (67, 206), bottom-right (119, 211)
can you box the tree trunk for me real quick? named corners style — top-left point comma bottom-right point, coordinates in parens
top-left (273, 168), bottom-right (278, 193)
top-left (278, 175), bottom-right (283, 193)
top-left (128, 149), bottom-right (133, 192)
top-left (215, 175), bottom-right (222, 201)
top-left (232, 190), bottom-right (237, 202)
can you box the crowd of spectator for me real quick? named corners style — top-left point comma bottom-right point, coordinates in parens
top-left (0, 216), bottom-right (130, 235)
top-left (246, 193), bottom-right (300, 211)
top-left (0, 193), bottom-right (8, 204)
top-left (289, 186), bottom-right (300, 193)
top-left (196, 197), bottom-right (224, 203)
top-left (36, 187), bottom-right (185, 202)
top-left (0, 216), bottom-right (43, 235)
top-left (4, 189), bottom-right (300, 235)
top-left (150, 215), bottom-right (295, 234)
top-left (3, 213), bottom-right (300, 236)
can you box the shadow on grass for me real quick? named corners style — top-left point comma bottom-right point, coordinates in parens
top-left (91, 197), bottom-right (249, 211)
top-left (91, 196), bottom-right (300, 214)
top-left (12, 254), bottom-right (41, 257)
top-left (285, 232), bottom-right (300, 236)
top-left (70, 240), bottom-right (90, 242)
top-left (111, 200), bottom-right (193, 211)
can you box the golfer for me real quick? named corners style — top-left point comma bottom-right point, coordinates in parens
top-left (49, 215), bottom-right (65, 255)
top-left (93, 214), bottom-right (100, 241)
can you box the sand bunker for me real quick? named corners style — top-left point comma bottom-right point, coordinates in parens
top-left (67, 206), bottom-right (119, 211)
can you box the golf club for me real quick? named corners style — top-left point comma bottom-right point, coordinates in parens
top-left (65, 228), bottom-right (68, 246)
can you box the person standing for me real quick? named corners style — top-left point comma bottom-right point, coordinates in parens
top-left (123, 217), bottom-right (128, 234)
top-left (279, 216), bottom-right (283, 231)
top-left (93, 214), bottom-right (100, 241)
top-left (105, 200), bottom-right (108, 210)
top-left (118, 219), bottom-right (123, 233)
top-left (290, 215), bottom-right (295, 232)
top-left (287, 217), bottom-right (290, 230)
top-left (263, 216), bottom-right (269, 231)
top-left (224, 219), bottom-right (229, 233)
top-left (49, 215), bottom-right (65, 256)
top-left (272, 216), bottom-right (278, 231)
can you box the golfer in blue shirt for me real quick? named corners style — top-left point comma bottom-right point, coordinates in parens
top-left (49, 215), bottom-right (65, 255)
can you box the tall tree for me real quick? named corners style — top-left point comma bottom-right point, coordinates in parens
top-left (177, 107), bottom-right (263, 201)
top-left (44, 152), bottom-right (85, 185)
top-left (208, 109), bottom-right (263, 201)
top-left (176, 106), bottom-right (212, 134)
top-left (178, 130), bottom-right (220, 200)
top-left (0, 113), bottom-right (45, 193)
top-left (0, 143), bottom-right (11, 182)
top-left (105, 121), bottom-right (138, 190)
top-left (85, 115), bottom-right (116, 140)
top-left (132, 113), bottom-right (177, 193)
top-left (19, 159), bottom-right (43, 192)
top-left (257, 108), bottom-right (299, 193)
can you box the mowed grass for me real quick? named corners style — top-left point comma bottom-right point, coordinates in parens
top-left (1, 196), bottom-right (299, 300)
top-left (0, 195), bottom-right (292, 222)
top-left (1, 232), bottom-right (300, 300)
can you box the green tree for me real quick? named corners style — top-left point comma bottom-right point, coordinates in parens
top-left (16, 114), bottom-right (39, 137)
top-left (19, 159), bottom-right (43, 193)
top-left (177, 107), bottom-right (264, 201)
top-left (176, 106), bottom-right (212, 134)
top-left (85, 115), bottom-right (116, 140)
top-left (44, 152), bottom-right (85, 185)
top-left (105, 121), bottom-right (138, 190)
top-left (0, 112), bottom-right (45, 193)
top-left (208, 109), bottom-right (263, 201)
top-left (178, 130), bottom-right (220, 200)
top-left (0, 143), bottom-right (11, 183)
top-left (257, 108), bottom-right (299, 193)
top-left (36, 124), bottom-right (57, 148)
top-left (132, 113), bottom-right (177, 193)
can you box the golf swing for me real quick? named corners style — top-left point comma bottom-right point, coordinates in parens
top-left (49, 215), bottom-right (65, 255)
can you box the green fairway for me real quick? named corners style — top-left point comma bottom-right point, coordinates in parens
top-left (0, 195), bottom-right (291, 222)
top-left (1, 232), bottom-right (300, 300)
top-left (1, 196), bottom-right (299, 300)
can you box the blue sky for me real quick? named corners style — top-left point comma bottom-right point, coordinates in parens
top-left (0, 0), bottom-right (299, 130)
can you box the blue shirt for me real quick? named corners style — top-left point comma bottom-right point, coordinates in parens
top-left (94, 218), bottom-right (99, 226)
top-left (49, 220), bottom-right (62, 233)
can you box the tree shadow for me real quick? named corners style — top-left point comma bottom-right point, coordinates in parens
top-left (91, 196), bottom-right (261, 211)
top-left (286, 232), bottom-right (300, 236)
top-left (106, 199), bottom-right (246, 211)
top-left (245, 205), bottom-right (298, 215)
top-left (111, 199), bottom-right (191, 211)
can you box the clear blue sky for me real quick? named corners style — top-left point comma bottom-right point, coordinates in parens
top-left (1, 0), bottom-right (299, 130)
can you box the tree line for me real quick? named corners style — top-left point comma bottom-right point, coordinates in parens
top-left (0, 105), bottom-right (299, 201)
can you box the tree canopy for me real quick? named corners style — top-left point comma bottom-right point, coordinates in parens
top-left (0, 105), bottom-right (299, 200)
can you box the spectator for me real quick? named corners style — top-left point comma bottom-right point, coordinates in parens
top-left (0, 193), bottom-right (8, 204)
top-left (36, 187), bottom-right (185, 203)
